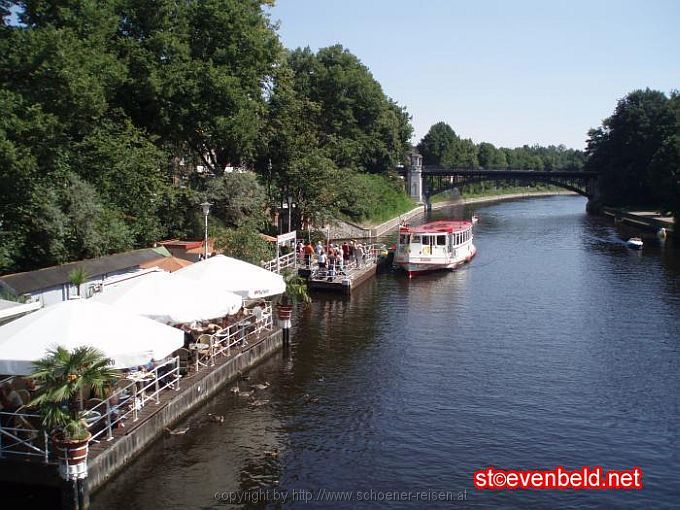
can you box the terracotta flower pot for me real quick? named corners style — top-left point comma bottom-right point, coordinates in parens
top-left (53, 432), bottom-right (91, 481)
top-left (276, 304), bottom-right (293, 321)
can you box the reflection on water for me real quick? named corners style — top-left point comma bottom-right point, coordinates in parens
top-left (91, 196), bottom-right (680, 509)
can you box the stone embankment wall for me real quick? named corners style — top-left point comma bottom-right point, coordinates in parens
top-left (87, 329), bottom-right (283, 492)
top-left (328, 191), bottom-right (576, 240)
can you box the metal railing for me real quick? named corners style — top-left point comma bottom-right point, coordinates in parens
top-left (262, 251), bottom-right (297, 274)
top-left (208, 302), bottom-right (274, 360)
top-left (309, 243), bottom-right (384, 279)
top-left (0, 357), bottom-right (182, 460)
top-left (86, 356), bottom-right (182, 442)
top-left (0, 410), bottom-right (50, 462)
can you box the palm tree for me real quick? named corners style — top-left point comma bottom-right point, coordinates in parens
top-left (30, 346), bottom-right (118, 441)
top-left (68, 267), bottom-right (89, 297)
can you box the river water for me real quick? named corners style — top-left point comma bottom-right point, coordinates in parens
top-left (91, 195), bottom-right (680, 509)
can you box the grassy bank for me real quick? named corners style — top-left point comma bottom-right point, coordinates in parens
top-left (339, 174), bottom-right (417, 227)
top-left (431, 184), bottom-right (563, 203)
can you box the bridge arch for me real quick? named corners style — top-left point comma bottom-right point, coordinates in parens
top-left (409, 166), bottom-right (599, 201)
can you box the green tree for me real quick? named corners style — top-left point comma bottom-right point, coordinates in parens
top-left (286, 45), bottom-right (411, 174)
top-left (418, 122), bottom-right (459, 167)
top-left (115, 0), bottom-right (281, 172)
top-left (585, 89), bottom-right (677, 207)
top-left (213, 225), bottom-right (275, 265)
top-left (477, 142), bottom-right (497, 169)
top-left (205, 171), bottom-right (268, 230)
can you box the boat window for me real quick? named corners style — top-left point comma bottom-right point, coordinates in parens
top-left (437, 235), bottom-right (446, 246)
top-left (421, 235), bottom-right (431, 246)
top-left (412, 235), bottom-right (421, 244)
top-left (399, 234), bottom-right (410, 245)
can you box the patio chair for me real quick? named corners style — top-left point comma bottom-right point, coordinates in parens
top-left (196, 333), bottom-right (213, 366)
top-left (12, 413), bottom-right (39, 441)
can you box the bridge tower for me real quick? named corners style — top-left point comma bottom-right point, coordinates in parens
top-left (407, 149), bottom-right (423, 203)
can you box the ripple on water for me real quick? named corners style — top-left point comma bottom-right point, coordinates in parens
top-left (91, 196), bottom-right (680, 510)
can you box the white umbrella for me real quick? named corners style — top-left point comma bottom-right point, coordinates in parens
top-left (94, 271), bottom-right (242, 324)
top-left (0, 299), bottom-right (184, 375)
top-left (176, 254), bottom-right (286, 299)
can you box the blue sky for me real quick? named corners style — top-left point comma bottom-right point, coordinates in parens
top-left (268, 0), bottom-right (680, 150)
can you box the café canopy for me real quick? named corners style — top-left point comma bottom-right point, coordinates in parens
top-left (94, 270), bottom-right (242, 324)
top-left (0, 299), bottom-right (184, 375)
top-left (176, 254), bottom-right (285, 299)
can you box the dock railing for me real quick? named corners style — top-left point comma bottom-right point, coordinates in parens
top-left (211, 302), bottom-right (273, 359)
top-left (309, 243), bottom-right (384, 280)
top-left (262, 251), bottom-right (297, 274)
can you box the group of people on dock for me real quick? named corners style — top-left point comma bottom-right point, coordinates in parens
top-left (298, 240), bottom-right (367, 273)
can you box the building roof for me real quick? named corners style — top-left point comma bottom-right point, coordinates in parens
top-left (158, 239), bottom-right (204, 250)
top-left (0, 247), bottom-right (171, 295)
top-left (139, 256), bottom-right (194, 273)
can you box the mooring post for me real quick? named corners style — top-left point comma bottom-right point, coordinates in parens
top-left (61, 478), bottom-right (78, 510)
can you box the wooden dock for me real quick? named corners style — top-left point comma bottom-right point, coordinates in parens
top-left (303, 263), bottom-right (378, 295)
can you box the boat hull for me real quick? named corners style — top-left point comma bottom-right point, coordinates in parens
top-left (395, 245), bottom-right (477, 278)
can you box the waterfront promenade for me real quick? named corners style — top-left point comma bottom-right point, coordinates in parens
top-left (0, 315), bottom-right (284, 502)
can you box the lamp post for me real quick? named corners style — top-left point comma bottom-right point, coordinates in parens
top-left (200, 201), bottom-right (212, 260)
top-left (286, 193), bottom-right (293, 233)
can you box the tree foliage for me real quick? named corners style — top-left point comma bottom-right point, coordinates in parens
top-left (585, 88), bottom-right (680, 214)
top-left (0, 0), bottom-right (281, 273)
top-left (418, 121), bottom-right (584, 171)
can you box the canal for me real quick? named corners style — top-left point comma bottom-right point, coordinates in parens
top-left (91, 195), bottom-right (680, 509)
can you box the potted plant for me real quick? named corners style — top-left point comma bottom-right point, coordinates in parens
top-left (30, 346), bottom-right (118, 480)
top-left (276, 270), bottom-right (311, 321)
top-left (68, 267), bottom-right (89, 298)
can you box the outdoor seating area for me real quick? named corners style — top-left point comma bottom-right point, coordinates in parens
top-left (0, 254), bottom-right (283, 464)
top-left (0, 302), bottom-right (275, 462)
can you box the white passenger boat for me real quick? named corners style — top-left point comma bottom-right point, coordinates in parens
top-left (626, 237), bottom-right (643, 250)
top-left (394, 220), bottom-right (476, 278)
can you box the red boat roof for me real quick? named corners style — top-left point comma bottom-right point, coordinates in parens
top-left (399, 220), bottom-right (472, 234)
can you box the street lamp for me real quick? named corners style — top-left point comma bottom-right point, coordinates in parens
top-left (200, 201), bottom-right (212, 260)
top-left (286, 193), bottom-right (293, 233)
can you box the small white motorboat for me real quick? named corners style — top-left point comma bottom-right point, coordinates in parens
top-left (471, 214), bottom-right (479, 225)
top-left (626, 237), bottom-right (643, 250)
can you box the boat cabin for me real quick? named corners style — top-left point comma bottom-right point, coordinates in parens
top-left (398, 220), bottom-right (473, 256)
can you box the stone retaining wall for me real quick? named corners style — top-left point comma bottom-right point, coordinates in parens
top-left (87, 329), bottom-right (283, 492)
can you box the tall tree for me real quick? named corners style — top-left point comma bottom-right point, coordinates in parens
top-left (417, 122), bottom-right (459, 167)
top-left (585, 89), bottom-right (677, 206)
top-left (287, 45), bottom-right (411, 174)
top-left (114, 0), bottom-right (281, 173)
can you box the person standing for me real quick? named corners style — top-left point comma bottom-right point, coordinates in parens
top-left (303, 241), bottom-right (314, 267)
top-left (356, 243), bottom-right (365, 267)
